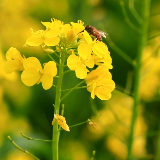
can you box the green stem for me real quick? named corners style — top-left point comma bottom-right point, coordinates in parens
top-left (127, 1), bottom-right (150, 160)
top-left (147, 33), bottom-right (160, 41)
top-left (7, 136), bottom-right (40, 160)
top-left (61, 86), bottom-right (87, 91)
top-left (47, 54), bottom-right (60, 66)
top-left (60, 80), bottom-right (85, 102)
top-left (105, 35), bottom-right (135, 67)
top-left (120, 0), bottom-right (141, 33)
top-left (52, 49), bottom-right (65, 160)
top-left (21, 133), bottom-right (52, 142)
top-left (68, 115), bottom-right (101, 128)
top-left (129, 0), bottom-right (143, 24)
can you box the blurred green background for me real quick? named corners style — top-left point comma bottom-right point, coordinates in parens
top-left (0, 0), bottom-right (160, 160)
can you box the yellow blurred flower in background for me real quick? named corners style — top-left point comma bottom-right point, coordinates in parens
top-left (140, 44), bottom-right (160, 101)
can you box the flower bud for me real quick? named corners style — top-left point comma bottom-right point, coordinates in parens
top-left (43, 48), bottom-right (54, 54)
top-left (66, 29), bottom-right (77, 44)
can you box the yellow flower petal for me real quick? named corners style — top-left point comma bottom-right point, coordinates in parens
top-left (82, 30), bottom-right (92, 44)
top-left (85, 66), bottom-right (115, 100)
top-left (6, 47), bottom-right (23, 61)
top-left (94, 53), bottom-right (113, 69)
top-left (26, 30), bottom-right (44, 46)
top-left (92, 42), bottom-right (106, 58)
top-left (40, 61), bottom-right (57, 90)
top-left (78, 42), bottom-right (92, 58)
top-left (45, 27), bottom-right (61, 37)
top-left (52, 114), bottom-right (70, 131)
top-left (70, 21), bottom-right (85, 34)
top-left (23, 57), bottom-right (42, 70)
top-left (21, 69), bottom-right (42, 86)
top-left (43, 61), bottom-right (57, 76)
top-left (67, 54), bottom-right (80, 70)
top-left (85, 66), bottom-right (110, 85)
top-left (75, 63), bottom-right (89, 79)
top-left (4, 61), bottom-right (20, 74)
top-left (84, 57), bottom-right (94, 68)
top-left (42, 19), bottom-right (63, 29)
top-left (44, 37), bottom-right (60, 46)
top-left (21, 57), bottom-right (42, 86)
top-left (4, 47), bottom-right (24, 73)
top-left (41, 75), bottom-right (53, 90)
top-left (96, 92), bottom-right (112, 100)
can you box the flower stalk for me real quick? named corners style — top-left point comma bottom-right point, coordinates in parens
top-left (52, 48), bottom-right (66, 160)
top-left (127, 0), bottom-right (151, 159)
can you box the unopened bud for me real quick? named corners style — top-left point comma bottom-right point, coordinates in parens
top-left (43, 48), bottom-right (54, 54)
top-left (67, 49), bottom-right (74, 55)
top-left (66, 29), bottom-right (77, 44)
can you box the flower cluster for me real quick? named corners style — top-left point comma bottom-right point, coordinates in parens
top-left (4, 18), bottom-right (115, 99)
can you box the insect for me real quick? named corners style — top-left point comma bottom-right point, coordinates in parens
top-left (85, 25), bottom-right (107, 41)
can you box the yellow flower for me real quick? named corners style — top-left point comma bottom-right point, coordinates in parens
top-left (21, 57), bottom-right (57, 90)
top-left (25, 28), bottom-right (61, 47)
top-left (4, 47), bottom-right (25, 74)
top-left (42, 18), bottom-right (64, 29)
top-left (67, 40), bottom-right (95, 79)
top-left (81, 31), bottom-right (113, 69)
top-left (52, 114), bottom-right (70, 131)
top-left (93, 51), bottom-right (113, 69)
top-left (67, 54), bottom-right (89, 79)
top-left (70, 20), bottom-right (85, 34)
top-left (85, 66), bottom-right (115, 100)
top-left (67, 52), bottom-right (94, 79)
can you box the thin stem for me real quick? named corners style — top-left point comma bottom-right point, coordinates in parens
top-left (53, 51), bottom-right (60, 58)
top-left (115, 85), bottom-right (133, 97)
top-left (68, 115), bottom-right (101, 129)
top-left (61, 86), bottom-right (87, 91)
top-left (127, 1), bottom-right (150, 159)
top-left (52, 49), bottom-right (66, 160)
top-left (63, 69), bottom-right (72, 75)
top-left (129, 0), bottom-right (143, 24)
top-left (120, 0), bottom-right (141, 33)
top-left (60, 80), bottom-right (85, 102)
top-left (105, 35), bottom-right (135, 67)
top-left (7, 136), bottom-right (40, 160)
top-left (52, 84), bottom-right (57, 88)
top-left (90, 98), bottom-right (98, 116)
top-left (47, 54), bottom-right (60, 66)
top-left (147, 33), bottom-right (160, 41)
top-left (150, 12), bottom-right (160, 17)
top-left (21, 133), bottom-right (52, 142)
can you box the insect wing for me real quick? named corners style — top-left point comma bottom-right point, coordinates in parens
top-left (99, 31), bottom-right (107, 38)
